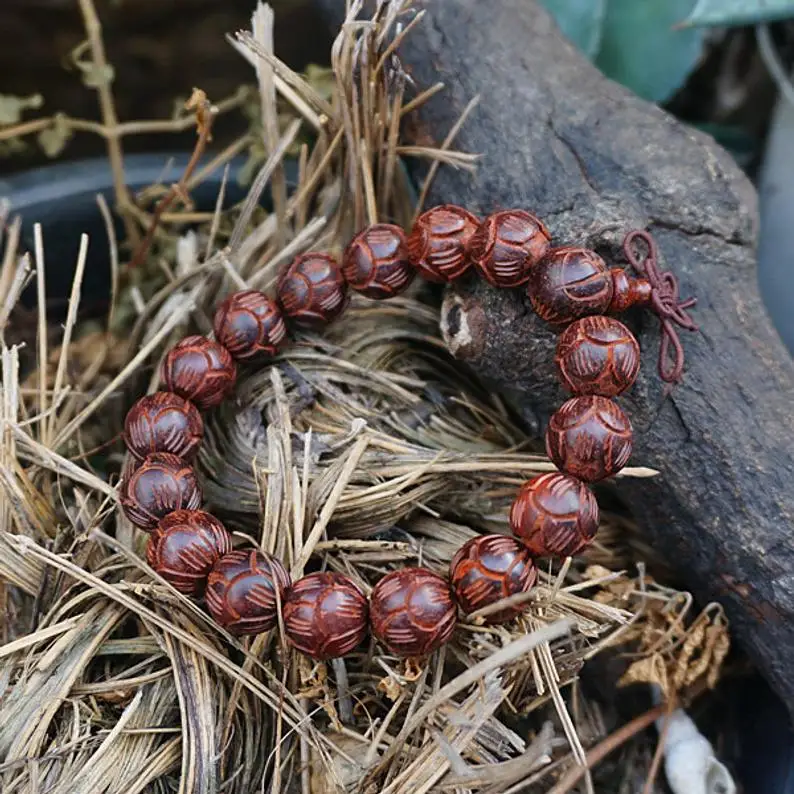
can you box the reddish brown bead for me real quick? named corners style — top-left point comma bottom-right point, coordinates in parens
top-left (556, 316), bottom-right (640, 397)
top-left (213, 290), bottom-right (287, 361)
top-left (468, 209), bottom-right (551, 288)
top-left (341, 223), bottom-right (415, 299)
top-left (205, 549), bottom-right (291, 635)
top-left (124, 391), bottom-right (203, 462)
top-left (120, 452), bottom-right (202, 530)
top-left (161, 336), bottom-right (237, 410)
top-left (510, 473), bottom-right (599, 557)
top-left (277, 252), bottom-right (348, 328)
top-left (545, 396), bottom-right (633, 482)
top-left (407, 204), bottom-right (480, 283)
top-left (609, 268), bottom-right (652, 313)
top-left (283, 572), bottom-right (368, 659)
top-left (527, 246), bottom-right (613, 324)
top-left (146, 509), bottom-right (232, 595)
top-left (369, 568), bottom-right (457, 657)
top-left (449, 535), bottom-right (537, 623)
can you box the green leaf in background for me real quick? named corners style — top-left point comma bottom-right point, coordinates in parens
top-left (595, 0), bottom-right (704, 103)
top-left (680, 0), bottom-right (794, 27)
top-left (538, 0), bottom-right (607, 58)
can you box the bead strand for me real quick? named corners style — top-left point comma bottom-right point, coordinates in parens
top-left (118, 205), bottom-right (697, 662)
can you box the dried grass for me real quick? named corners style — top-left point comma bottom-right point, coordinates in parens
top-left (0, 2), bottom-right (731, 792)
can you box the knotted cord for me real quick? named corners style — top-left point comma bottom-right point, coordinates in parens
top-left (622, 229), bottom-right (699, 384)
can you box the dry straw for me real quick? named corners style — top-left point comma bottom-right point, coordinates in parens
top-left (0, 1), bottom-right (730, 792)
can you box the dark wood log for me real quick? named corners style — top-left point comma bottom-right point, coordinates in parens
top-left (315, 0), bottom-right (794, 714)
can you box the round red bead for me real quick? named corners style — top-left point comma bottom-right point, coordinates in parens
top-left (120, 452), bottom-right (202, 530)
top-left (213, 290), bottom-right (287, 361)
top-left (341, 223), bottom-right (415, 299)
top-left (205, 549), bottom-right (291, 635)
top-left (556, 316), bottom-right (640, 397)
top-left (146, 509), bottom-right (232, 595)
top-left (545, 396), bottom-right (633, 482)
top-left (369, 567), bottom-right (457, 657)
top-left (510, 473), bottom-right (599, 557)
top-left (468, 209), bottom-right (551, 288)
top-left (124, 391), bottom-right (203, 461)
top-left (407, 204), bottom-right (480, 283)
top-left (449, 535), bottom-right (537, 623)
top-left (161, 335), bottom-right (237, 410)
top-left (283, 572), bottom-right (369, 659)
top-left (277, 252), bottom-right (348, 328)
top-left (527, 246), bottom-right (612, 324)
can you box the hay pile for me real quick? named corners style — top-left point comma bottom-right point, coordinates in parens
top-left (0, 2), bottom-right (731, 792)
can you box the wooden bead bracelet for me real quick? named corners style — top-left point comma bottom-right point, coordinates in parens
top-left (120, 206), bottom-right (698, 661)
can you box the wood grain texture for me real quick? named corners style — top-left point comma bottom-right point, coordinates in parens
top-left (316, 0), bottom-right (794, 713)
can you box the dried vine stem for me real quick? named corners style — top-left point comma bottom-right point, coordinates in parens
top-left (128, 90), bottom-right (217, 270)
top-left (76, 0), bottom-right (136, 245)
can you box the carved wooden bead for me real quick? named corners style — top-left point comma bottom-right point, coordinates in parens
top-left (146, 509), bottom-right (232, 595)
top-left (407, 204), bottom-right (480, 282)
top-left (213, 290), bottom-right (287, 361)
top-left (283, 572), bottom-right (368, 659)
top-left (545, 396), bottom-right (633, 482)
top-left (205, 549), bottom-right (291, 635)
top-left (556, 316), bottom-right (640, 397)
top-left (162, 336), bottom-right (237, 410)
top-left (510, 473), bottom-right (599, 557)
top-left (468, 209), bottom-right (551, 288)
top-left (277, 252), bottom-right (348, 328)
top-left (120, 452), bottom-right (202, 530)
top-left (341, 223), bottom-right (415, 299)
top-left (527, 246), bottom-right (613, 324)
top-left (124, 391), bottom-right (203, 461)
top-left (449, 535), bottom-right (537, 623)
top-left (369, 568), bottom-right (457, 657)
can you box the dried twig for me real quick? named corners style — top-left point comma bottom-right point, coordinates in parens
top-left (128, 90), bottom-right (217, 269)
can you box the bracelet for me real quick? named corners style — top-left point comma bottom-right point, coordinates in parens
top-left (120, 206), bottom-right (697, 661)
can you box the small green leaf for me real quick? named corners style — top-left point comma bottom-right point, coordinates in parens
top-left (680, 0), bottom-right (794, 27)
top-left (538, 0), bottom-right (607, 58)
top-left (78, 63), bottom-right (115, 90)
top-left (0, 94), bottom-right (43, 125)
top-left (38, 115), bottom-right (73, 158)
top-left (596, 0), bottom-right (704, 103)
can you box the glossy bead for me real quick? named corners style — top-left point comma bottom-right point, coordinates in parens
top-left (162, 335), bottom-right (237, 410)
top-left (283, 572), bottom-right (369, 659)
top-left (146, 509), bottom-right (232, 595)
top-left (341, 223), bottom-right (415, 299)
top-left (449, 535), bottom-right (537, 623)
top-left (277, 252), bottom-right (348, 328)
top-left (205, 549), bottom-right (291, 635)
top-left (120, 452), bottom-right (202, 530)
top-left (510, 473), bottom-right (599, 557)
top-left (468, 209), bottom-right (551, 288)
top-left (369, 568), bottom-right (457, 657)
top-left (124, 391), bottom-right (203, 461)
top-left (407, 204), bottom-right (480, 282)
top-left (545, 396), bottom-right (633, 482)
top-left (556, 316), bottom-right (640, 397)
top-left (609, 267), bottom-right (652, 313)
top-left (527, 246), bottom-right (612, 324)
top-left (213, 290), bottom-right (287, 361)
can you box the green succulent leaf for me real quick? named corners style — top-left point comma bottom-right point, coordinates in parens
top-left (595, 0), bottom-right (705, 103)
top-left (538, 0), bottom-right (607, 58)
top-left (680, 0), bottom-right (794, 28)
